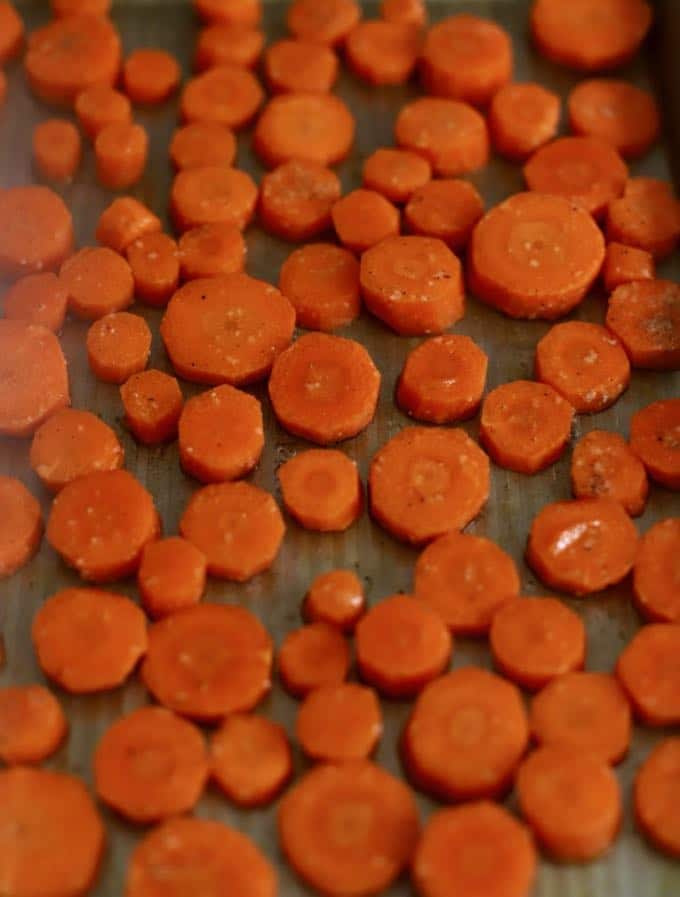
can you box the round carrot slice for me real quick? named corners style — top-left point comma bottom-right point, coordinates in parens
top-left (33, 119), bottom-right (82, 181)
top-left (296, 683), bottom-right (382, 762)
top-left (363, 148), bottom-right (431, 204)
top-left (489, 82), bottom-right (561, 161)
top-left (179, 481), bottom-right (285, 580)
top-left (569, 79), bottom-right (659, 159)
top-left (120, 369), bottom-right (183, 444)
top-left (395, 97), bottom-right (489, 177)
top-left (260, 159), bottom-right (341, 242)
top-left (516, 745), bottom-right (621, 860)
top-left (303, 569), bottom-right (366, 632)
top-left (170, 121), bottom-right (237, 170)
top-left (75, 84), bottom-right (132, 140)
top-left (59, 247), bottom-right (134, 320)
top-left (47, 469), bottom-right (159, 582)
top-left (404, 178), bottom-right (483, 250)
top-left (126, 231), bottom-right (180, 306)
top-left (178, 223), bottom-right (245, 279)
top-left (0, 767), bottom-right (104, 897)
top-left (0, 476), bottom-right (42, 579)
top-left (0, 0), bottom-right (23, 64)
top-left (50, 0), bottom-right (111, 15)
top-left (630, 400), bottom-right (680, 488)
top-left (32, 587), bottom-right (147, 692)
top-left (3, 272), bottom-right (68, 332)
top-left (95, 121), bottom-right (148, 190)
top-left (30, 407), bottom-right (124, 493)
top-left (94, 705), bottom-right (208, 823)
top-left (380, 0), bottom-right (427, 26)
top-left (170, 165), bottom-right (258, 232)
top-left (253, 93), bottom-right (355, 168)
top-left (346, 20), bottom-right (420, 85)
top-left (635, 738), bottom-right (680, 856)
top-left (287, 0), bottom-right (360, 45)
top-left (264, 38), bottom-right (338, 93)
top-left (86, 312), bottom-right (151, 384)
top-left (606, 279), bottom-right (680, 370)
top-left (356, 594), bottom-right (452, 698)
top-left (138, 536), bottom-right (207, 619)
top-left (278, 449), bottom-right (362, 532)
top-left (526, 497), bottom-right (639, 595)
top-left (602, 241), bottom-right (654, 292)
top-left (195, 23), bottom-right (264, 70)
top-left (123, 48), bottom-right (180, 104)
top-left (469, 191), bottom-right (605, 319)
top-left (194, 0), bottom-right (262, 26)
top-left (180, 65), bottom-right (263, 129)
top-left (96, 196), bottom-right (161, 255)
top-left (607, 177), bottom-right (680, 260)
top-left (618, 624), bottom-right (680, 724)
top-left (571, 429), bottom-right (648, 516)
top-left (0, 685), bottom-right (66, 764)
top-left (161, 273), bottom-right (295, 385)
top-left (0, 185), bottom-right (73, 279)
top-left (332, 189), bottom-right (400, 254)
top-left (0, 320), bottom-right (69, 437)
top-left (279, 761), bottom-right (420, 897)
top-left (634, 520), bottom-right (680, 622)
top-left (210, 713), bottom-right (292, 806)
top-left (278, 622), bottom-right (350, 698)
top-left (279, 242), bottom-right (360, 331)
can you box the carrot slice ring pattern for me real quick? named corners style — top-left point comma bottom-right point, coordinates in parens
top-left (296, 682), bottom-right (382, 762)
top-left (278, 448), bottom-right (362, 532)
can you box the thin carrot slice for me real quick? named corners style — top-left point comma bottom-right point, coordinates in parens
top-left (569, 79), bottom-right (659, 159)
top-left (607, 177), bottom-right (680, 259)
top-left (517, 745), bottom-right (621, 860)
top-left (303, 569), bottom-right (366, 632)
top-left (141, 603), bottom-right (273, 721)
top-left (279, 761), bottom-right (420, 897)
top-left (86, 312), bottom-right (152, 384)
top-left (0, 1), bottom-right (23, 64)
top-left (395, 97), bottom-right (489, 177)
top-left (194, 0), bottom-right (262, 26)
top-left (46, 469), bottom-right (159, 582)
top-left (618, 624), bottom-right (680, 724)
top-left (278, 243), bottom-right (360, 331)
top-left (363, 148), bottom-right (431, 204)
top-left (60, 247), bottom-right (134, 320)
top-left (356, 594), bottom-right (452, 698)
top-left (264, 38), bottom-right (338, 93)
top-left (95, 121), bottom-right (148, 190)
top-left (0, 320), bottom-right (69, 437)
top-left (161, 273), bottom-right (295, 385)
top-left (170, 165), bottom-right (258, 232)
top-left (0, 185), bottom-right (73, 279)
top-left (50, 0), bottom-right (111, 15)
top-left (602, 241), bottom-right (654, 292)
top-left (138, 536), bottom-right (207, 618)
top-left (635, 738), bottom-right (680, 856)
top-left (278, 622), bottom-right (350, 698)
top-left (195, 23), bottom-right (264, 70)
top-left (489, 82), bottom-right (561, 161)
top-left (381, 0), bottom-right (427, 27)
top-left (606, 280), bottom-right (680, 370)
top-left (210, 713), bottom-right (292, 806)
top-left (178, 223), bottom-right (246, 279)
top-left (75, 84), bottom-right (132, 140)
top-left (630, 400), bottom-right (680, 489)
top-left (0, 767), bottom-right (104, 897)
top-left (94, 706), bottom-right (208, 823)
top-left (3, 272), bottom-right (68, 332)
top-left (260, 160), bottom-right (340, 242)
top-left (296, 683), bottom-right (382, 761)
top-left (526, 497), bottom-right (639, 595)
top-left (180, 65), bottom-right (264, 129)
top-left (287, 0), bottom-right (360, 46)
top-left (346, 20), bottom-right (420, 85)
top-left (404, 178), bottom-right (483, 250)
top-left (33, 119), bottom-right (82, 181)
top-left (633, 520), bottom-right (680, 622)
top-left (278, 449), bottom-right (362, 532)
top-left (33, 587), bottom-right (147, 692)
top-left (179, 481), bottom-right (285, 580)
top-left (268, 332), bottom-right (380, 444)
top-left (120, 369), bottom-right (183, 444)
top-left (0, 476), bottom-right (42, 579)
top-left (0, 685), bottom-right (66, 765)
top-left (126, 232), bottom-right (180, 306)
top-left (96, 196), bottom-right (161, 255)
top-left (123, 48), bottom-right (180, 104)
top-left (169, 121), bottom-right (237, 169)
top-left (571, 429), bottom-right (648, 516)
top-left (332, 189), bottom-right (400, 254)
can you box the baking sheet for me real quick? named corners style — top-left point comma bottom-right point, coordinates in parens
top-left (1, 1), bottom-right (679, 895)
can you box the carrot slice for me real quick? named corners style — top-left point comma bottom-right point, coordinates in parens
top-left (404, 178), bottom-right (483, 250)
top-left (60, 247), bottom-right (134, 320)
top-left (268, 332), bottom-right (380, 444)
top-left (122, 48), bottom-right (180, 104)
top-left (607, 177), bottom-right (680, 260)
top-left (126, 232), bottom-right (180, 306)
top-left (395, 97), bottom-right (489, 177)
top-left (46, 469), bottom-right (159, 582)
top-left (356, 594), bottom-right (452, 698)
top-left (303, 568), bottom-right (366, 632)
top-left (489, 82), bottom-right (561, 161)
top-left (618, 624), bottom-right (680, 724)
top-left (75, 84), bottom-right (132, 140)
top-left (346, 20), bottom-right (420, 85)
top-left (0, 320), bottom-right (69, 437)
top-left (0, 685), bottom-right (66, 764)
top-left (33, 119), bottom-right (82, 181)
top-left (161, 273), bottom-right (295, 385)
top-left (194, 0), bottom-right (262, 26)
top-left (278, 448), bottom-right (362, 531)
top-left (0, 185), bottom-right (73, 279)
top-left (96, 196), bottom-right (161, 255)
top-left (287, 0), bottom-right (360, 46)
top-left (278, 622), bottom-right (350, 698)
top-left (279, 761), bottom-right (419, 897)
top-left (635, 738), bottom-right (680, 856)
top-left (195, 23), bottom-right (264, 70)
top-left (170, 165), bottom-right (258, 232)
top-left (94, 705), bottom-right (208, 823)
top-left (179, 481), bottom-right (285, 580)
top-left (602, 241), bottom-right (654, 292)
top-left (526, 497), bottom-right (639, 595)
top-left (210, 713), bottom-right (292, 806)
top-left (142, 603), bottom-right (272, 721)
top-left (120, 369), bottom-right (183, 444)
top-left (138, 536), bottom-right (207, 619)
top-left (633, 520), bottom-right (680, 622)
top-left (180, 65), bottom-right (263, 129)
top-left (0, 476), bottom-right (42, 579)
top-left (569, 78), bottom-right (659, 159)
top-left (332, 189), bottom-right (400, 254)
top-left (3, 272), bottom-right (68, 332)
top-left (630, 400), bottom-right (680, 488)
top-left (253, 93), bottom-right (355, 168)
top-left (516, 745), bottom-right (621, 860)
top-left (606, 280), bottom-right (680, 370)
top-left (571, 429), bottom-right (648, 516)
top-left (363, 148), bottom-right (431, 204)
top-left (0, 767), bottom-right (104, 897)
top-left (86, 312), bottom-right (152, 384)
top-left (296, 683), bottom-right (382, 762)
top-left (264, 38), bottom-right (338, 93)
top-left (178, 223), bottom-right (246, 279)
top-left (95, 121), bottom-right (148, 190)
top-left (169, 121), bottom-right (237, 170)
top-left (278, 243), bottom-right (360, 331)
top-left (380, 0), bottom-right (427, 27)
top-left (32, 587), bottom-right (147, 692)
top-left (0, 1), bottom-right (23, 64)
top-left (260, 159), bottom-right (340, 242)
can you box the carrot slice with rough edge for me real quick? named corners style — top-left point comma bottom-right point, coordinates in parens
top-left (30, 407), bottom-right (124, 493)
top-left (571, 429), bottom-right (648, 516)
top-left (50, 0), bottom-right (111, 15)
top-left (180, 65), bottom-right (264, 129)
top-left (489, 82), bottom-right (561, 161)
top-left (260, 159), bottom-right (341, 242)
top-left (287, 0), bottom-right (360, 46)
top-left (210, 713), bottom-right (292, 806)
top-left (0, 476), bottom-right (42, 579)
top-left (602, 241), bottom-right (654, 292)
top-left (0, 321), bottom-right (69, 437)
top-left (0, 767), bottom-right (104, 897)
top-left (403, 666), bottom-right (528, 801)
top-left (75, 84), bottom-right (131, 141)
top-left (278, 242), bottom-right (360, 332)
top-left (253, 93), bottom-right (355, 168)
top-left (404, 178), bottom-right (483, 251)
top-left (606, 280), bottom-right (680, 370)
top-left (356, 594), bottom-right (452, 698)
top-left (363, 148), bottom-right (431, 205)
top-left (268, 332), bottom-right (380, 444)
top-left (161, 273), bottom-right (295, 385)
top-left (141, 603), bottom-right (272, 721)
top-left (381, 0), bottom-right (427, 27)
top-left (195, 23), bottom-right (264, 70)
top-left (635, 738), bottom-right (680, 856)
top-left (618, 624), bottom-right (680, 724)
top-left (86, 312), bottom-right (152, 384)
top-left (33, 119), bottom-right (82, 181)
top-left (0, 685), bottom-right (66, 765)
top-left (95, 121), bottom-right (148, 190)
top-left (138, 536), bottom-right (206, 619)
top-left (630, 400), bottom-right (680, 489)
top-left (0, 1), bottom-right (23, 64)
top-left (170, 165), bottom-right (258, 232)
top-left (122, 48), bottom-right (180, 105)
top-left (395, 97), bottom-right (489, 177)
top-left (607, 177), bottom-right (680, 260)
top-left (120, 369), bottom-right (183, 444)
top-left (264, 38), bottom-right (338, 94)
top-left (278, 622), bottom-right (350, 698)
top-left (569, 79), bottom-right (659, 159)
top-left (60, 247), bottom-right (134, 320)
top-left (346, 20), bottom-right (420, 86)
top-left (516, 745), bottom-right (621, 860)
top-left (3, 272), bottom-right (68, 332)
top-left (0, 185), bottom-right (73, 279)
top-left (279, 761), bottom-right (419, 897)
top-left (278, 449), bottom-right (362, 532)
top-left (96, 196), bottom-right (161, 255)
top-left (178, 223), bottom-right (246, 279)
top-left (194, 0), bottom-right (262, 26)
top-left (633, 520), bottom-right (680, 622)
top-left (33, 587), bottom-right (147, 692)
top-left (332, 189), bottom-right (400, 254)
top-left (526, 497), bottom-right (638, 595)
top-left (413, 532), bottom-right (519, 635)
top-left (47, 469), bottom-right (159, 582)
top-left (296, 683), bottom-right (382, 762)
top-left (170, 121), bottom-right (237, 170)
top-left (126, 232), bottom-right (179, 306)
top-left (179, 481), bottom-right (285, 580)
top-left (303, 569), bottom-right (366, 632)
top-left (94, 705), bottom-right (208, 823)
top-left (531, 0), bottom-right (652, 72)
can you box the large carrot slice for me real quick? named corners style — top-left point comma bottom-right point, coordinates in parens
top-left (602, 241), bottom-right (654, 292)
top-left (178, 222), bottom-right (246, 279)
top-left (363, 148), bottom-right (431, 204)
top-left (607, 177), bottom-right (680, 260)
top-left (331, 189), bottom-right (400, 254)
top-left (194, 22), bottom-right (264, 70)
top-left (120, 369), bottom-right (184, 444)
top-left (380, 0), bottom-right (426, 27)
top-left (0, 476), bottom-right (41, 580)
top-left (138, 536), bottom-right (207, 619)
top-left (0, 1), bottom-right (23, 64)
top-left (193, 0), bottom-right (262, 26)
top-left (0, 684), bottom-right (67, 764)
top-left (75, 84), bottom-right (131, 140)
top-left (0, 186), bottom-right (73, 279)
top-left (278, 448), bottom-right (362, 532)
top-left (180, 64), bottom-right (264, 129)
top-left (96, 196), bottom-right (161, 255)
top-left (634, 520), bottom-right (680, 622)
top-left (606, 280), bottom-right (680, 370)
top-left (260, 159), bottom-right (341, 242)
top-left (286, 0), bottom-right (360, 46)
top-left (278, 242), bottom-right (360, 331)
top-left (635, 738), bottom-right (680, 856)
top-left (618, 624), bottom-right (680, 725)
top-left (122, 48), bottom-right (180, 105)
top-left (59, 247), bottom-right (134, 320)
top-left (33, 119), bottom-right (82, 181)
top-left (126, 232), bottom-right (180, 306)
top-left (169, 121), bottom-right (237, 169)
top-left (264, 38), bottom-right (338, 93)
top-left (303, 569), bottom-right (366, 632)
top-left (86, 312), bottom-right (151, 384)
top-left (404, 178), bottom-right (483, 251)
top-left (630, 399), bottom-right (680, 488)
top-left (346, 20), bottom-right (420, 86)
top-left (278, 622), bottom-right (350, 698)
top-left (170, 165), bottom-right (258, 232)
top-left (2, 272), bottom-right (68, 333)
top-left (489, 82), bottom-right (560, 161)
top-left (571, 429), bottom-right (648, 516)
top-left (569, 78), bottom-right (659, 159)
top-left (296, 683), bottom-right (382, 761)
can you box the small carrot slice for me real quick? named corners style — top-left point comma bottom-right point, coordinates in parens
top-left (86, 312), bottom-right (152, 384)
top-left (607, 177), bottom-right (680, 260)
top-left (296, 683), bottom-right (382, 762)
top-left (179, 481), bottom-right (285, 580)
top-left (381, 0), bottom-right (427, 27)
top-left (602, 241), bottom-right (654, 292)
top-left (404, 178), bottom-right (483, 250)
top-left (618, 624), bottom-right (680, 724)
top-left (278, 622), bottom-right (350, 699)
top-left (287, 0), bottom-right (360, 46)
top-left (33, 119), bottom-right (82, 181)
top-left (346, 20), bottom-right (420, 85)
top-left (178, 222), bottom-right (246, 279)
top-left (0, 685), bottom-right (66, 765)
top-left (170, 165), bottom-right (258, 232)
top-left (569, 78), bottom-right (659, 159)
top-left (180, 65), bottom-right (264, 129)
top-left (526, 497), bottom-right (639, 595)
top-left (278, 448), bottom-right (362, 532)
top-left (0, 1), bottom-right (23, 64)
top-left (32, 587), bottom-right (147, 692)
top-left (195, 23), bottom-right (264, 70)
top-left (635, 738), bottom-right (680, 856)
top-left (75, 85), bottom-right (132, 140)
top-left (210, 713), bottom-right (292, 806)
top-left (279, 761), bottom-right (419, 897)
top-left (0, 185), bottom-right (73, 279)
top-left (264, 38), bottom-right (338, 93)
top-left (120, 369), bottom-right (183, 444)
top-left (3, 272), bottom-right (68, 332)
top-left (126, 232), bottom-right (180, 306)
top-left (122, 48), bottom-right (180, 104)
top-left (60, 247), bottom-right (134, 320)
top-left (363, 148), bottom-right (431, 204)
top-left (489, 82), bottom-right (561, 161)
top-left (95, 121), bottom-right (148, 190)
top-left (46, 469), bottom-right (159, 582)
top-left (480, 380), bottom-right (573, 473)
top-left (194, 0), bottom-right (262, 26)
top-left (138, 536), bottom-right (207, 619)
top-left (571, 429), bottom-right (648, 516)
top-left (96, 196), bottom-right (161, 255)
top-left (278, 242), bottom-right (360, 331)
top-left (634, 520), bottom-right (680, 622)
top-left (303, 569), bottom-right (366, 632)
top-left (516, 745), bottom-right (621, 860)
top-left (141, 603), bottom-right (273, 721)
top-left (0, 476), bottom-right (42, 579)
top-left (606, 280), bottom-right (680, 370)
top-left (169, 121), bottom-right (237, 169)
top-left (630, 400), bottom-right (680, 489)
top-left (260, 159), bottom-right (340, 242)
top-left (94, 705), bottom-right (208, 823)
top-left (332, 189), bottom-right (400, 254)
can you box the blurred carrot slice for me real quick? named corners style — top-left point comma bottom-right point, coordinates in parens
top-left (630, 400), bottom-right (680, 489)
top-left (75, 84), bottom-right (131, 140)
top-left (86, 312), bottom-right (152, 384)
top-left (60, 247), bottom-right (134, 320)
top-left (635, 737), bottom-right (680, 856)
top-left (120, 369), bottom-right (183, 445)
top-left (404, 178), bottom-right (483, 250)
top-left (96, 196), bottom-right (161, 254)
top-left (287, 0), bottom-right (360, 46)
top-left (633, 520), bottom-right (680, 622)
top-left (618, 624), bottom-right (680, 725)
top-left (95, 121), bottom-right (148, 190)
top-left (296, 683), bottom-right (382, 761)
top-left (194, 0), bottom-right (262, 26)
top-left (0, 476), bottom-right (42, 579)
top-left (180, 65), bottom-right (264, 129)
top-left (569, 79), bottom-right (659, 159)
top-left (178, 222), bottom-right (245, 279)
top-left (380, 0), bottom-right (427, 27)
top-left (33, 119), bottom-right (82, 181)
top-left (303, 569), bottom-right (366, 632)
top-left (0, 685), bottom-right (66, 764)
top-left (122, 48), bottom-right (181, 104)
top-left (602, 241), bottom-right (654, 292)
top-left (489, 82), bottom-right (560, 161)
top-left (607, 177), bottom-right (680, 260)
top-left (278, 449), bottom-right (362, 532)
top-left (170, 165), bottom-right (258, 232)
top-left (278, 623), bottom-right (350, 698)
top-left (126, 232), bottom-right (180, 306)
top-left (138, 537), bottom-right (206, 619)
top-left (606, 280), bottom-right (680, 370)
top-left (0, 1), bottom-right (23, 64)
top-left (346, 20), bottom-right (420, 85)
top-left (260, 159), bottom-right (341, 242)
top-left (3, 272), bottom-right (68, 332)
top-left (0, 185), bottom-right (73, 279)
top-left (264, 38), bottom-right (338, 93)
top-left (332, 189), bottom-right (400, 254)
top-left (363, 148), bottom-right (431, 204)
top-left (195, 23), bottom-right (264, 70)
top-left (279, 242), bottom-right (360, 331)
top-left (571, 429), bottom-right (648, 517)
top-left (169, 121), bottom-right (237, 169)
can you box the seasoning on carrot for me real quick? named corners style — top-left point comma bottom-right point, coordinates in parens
top-left (278, 242), bottom-right (360, 331)
top-left (303, 568), bottom-right (366, 632)
top-left (95, 121), bottom-right (148, 190)
top-left (86, 312), bottom-right (152, 384)
top-left (260, 159), bottom-right (341, 242)
top-left (126, 232), bottom-right (180, 305)
top-left (194, 22), bottom-right (264, 70)
top-left (568, 78), bottom-right (659, 159)
top-left (332, 189), bottom-right (400, 254)
top-left (635, 738), bottom-right (680, 856)
top-left (169, 121), bottom-right (237, 170)
top-left (606, 280), bottom-right (680, 370)
top-left (404, 178), bottom-right (483, 250)
top-left (346, 20), bottom-right (421, 86)
top-left (571, 429), bottom-right (648, 516)
top-left (0, 685), bottom-right (67, 765)
top-left (633, 520), bottom-right (680, 622)
top-left (0, 185), bottom-right (73, 279)
top-left (278, 622), bottom-right (350, 698)
top-left (33, 119), bottom-right (82, 181)
top-left (602, 241), bottom-right (654, 292)
top-left (122, 48), bottom-right (181, 104)
top-left (264, 38), bottom-right (338, 93)
top-left (380, 0), bottom-right (427, 27)
top-left (0, 476), bottom-right (42, 579)
top-left (170, 165), bottom-right (258, 232)
top-left (194, 0), bottom-right (262, 27)
top-left (60, 247), bottom-right (134, 320)
top-left (630, 400), bottom-right (680, 489)
top-left (120, 369), bottom-right (183, 444)
top-left (0, 0), bottom-right (23, 64)
top-left (180, 64), bottom-right (264, 129)
top-left (75, 85), bottom-right (132, 140)
top-left (138, 537), bottom-right (206, 619)
top-left (96, 196), bottom-right (161, 255)
top-left (286, 0), bottom-right (361, 46)
top-left (488, 82), bottom-right (561, 161)
top-left (607, 177), bottom-right (680, 260)
top-left (363, 148), bottom-right (431, 205)
top-left (278, 449), bottom-right (362, 532)
top-left (2, 272), bottom-right (68, 332)
top-left (178, 222), bottom-right (246, 279)
top-left (296, 683), bottom-right (382, 762)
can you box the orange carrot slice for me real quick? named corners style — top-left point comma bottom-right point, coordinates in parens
top-left (380, 0), bottom-right (427, 26)
top-left (569, 78), bottom-right (659, 159)
top-left (2, 272), bottom-right (68, 333)
top-left (404, 178), bottom-right (483, 250)
top-left (0, 685), bottom-right (67, 764)
top-left (138, 536), bottom-right (207, 619)
top-left (126, 232), bottom-right (180, 306)
top-left (170, 165), bottom-right (258, 232)
top-left (264, 38), bottom-right (338, 93)
top-left (635, 738), bottom-right (680, 856)
top-left (489, 82), bottom-right (560, 161)
top-left (606, 280), bottom-right (680, 370)
top-left (120, 369), bottom-right (183, 444)
top-left (260, 159), bottom-right (341, 242)
top-left (0, 0), bottom-right (23, 64)
top-left (331, 189), bottom-right (400, 254)
top-left (33, 119), bottom-right (82, 181)
top-left (0, 185), bottom-right (73, 279)
top-left (571, 429), bottom-right (648, 516)
top-left (180, 64), bottom-right (264, 129)
top-left (95, 121), bottom-right (148, 190)
top-left (278, 242), bottom-right (360, 331)
top-left (303, 569), bottom-right (366, 632)
top-left (96, 196), bottom-right (161, 255)
top-left (346, 20), bottom-right (420, 85)
top-left (618, 624), bottom-right (680, 725)
top-left (296, 683), bottom-right (382, 761)
top-left (169, 121), bottom-right (237, 169)
top-left (602, 241), bottom-right (654, 292)
top-left (194, 0), bottom-right (262, 26)
top-left (607, 177), bottom-right (680, 259)
top-left (0, 476), bottom-right (42, 579)
top-left (278, 622), bottom-right (350, 698)
top-left (633, 520), bottom-right (680, 622)
top-left (86, 312), bottom-right (151, 384)
top-left (59, 247), bottom-right (134, 320)
top-left (630, 400), bottom-right (680, 488)
top-left (287, 0), bottom-right (360, 46)
top-left (194, 23), bottom-right (264, 70)
top-left (122, 48), bottom-right (181, 104)
top-left (363, 148), bottom-right (431, 204)
top-left (75, 84), bottom-right (131, 140)
top-left (278, 448), bottom-right (362, 532)
top-left (178, 222), bottom-right (246, 279)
